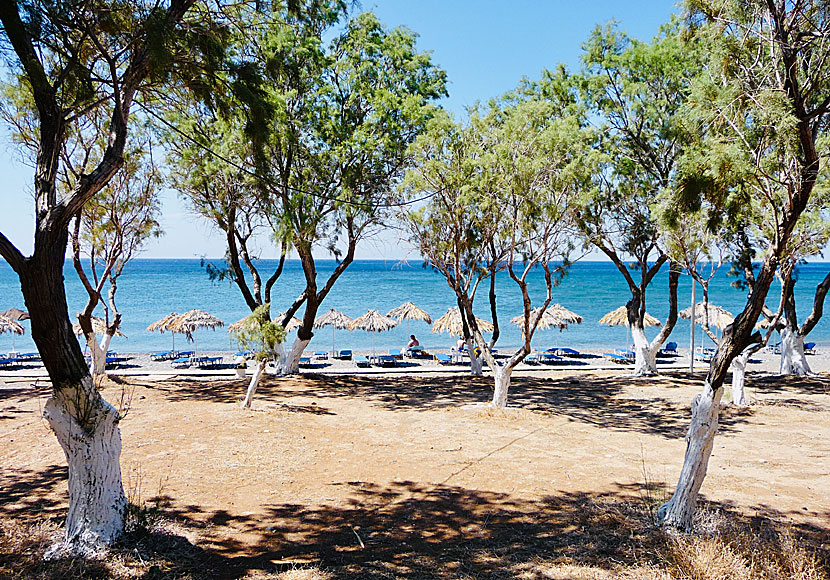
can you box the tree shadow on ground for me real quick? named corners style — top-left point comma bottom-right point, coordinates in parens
top-left (4, 470), bottom-right (828, 580)
top-left (0, 464), bottom-right (67, 522)
top-left (747, 373), bottom-right (830, 398)
top-left (153, 371), bottom-right (754, 439)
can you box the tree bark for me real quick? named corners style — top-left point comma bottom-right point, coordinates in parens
top-left (730, 352), bottom-right (749, 406)
top-left (276, 337), bottom-right (309, 375)
top-left (242, 360), bottom-right (267, 408)
top-left (632, 324), bottom-right (657, 375)
top-left (779, 326), bottom-right (812, 375)
top-left (490, 367), bottom-right (513, 408)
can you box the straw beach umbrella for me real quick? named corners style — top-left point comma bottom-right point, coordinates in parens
top-left (1, 307), bottom-right (29, 322)
top-left (432, 306), bottom-right (494, 337)
top-left (348, 309), bottom-right (398, 354)
top-left (679, 303), bottom-right (734, 330)
top-left (168, 309), bottom-right (224, 357)
top-left (314, 309), bottom-right (353, 354)
top-left (386, 301), bottom-right (432, 338)
top-left (0, 314), bottom-right (24, 352)
top-left (147, 312), bottom-right (180, 352)
top-left (599, 305), bottom-right (660, 348)
top-left (510, 304), bottom-right (582, 347)
top-left (73, 316), bottom-right (126, 338)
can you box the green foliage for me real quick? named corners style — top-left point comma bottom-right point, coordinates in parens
top-left (231, 304), bottom-right (286, 361)
top-left (577, 19), bottom-right (701, 264)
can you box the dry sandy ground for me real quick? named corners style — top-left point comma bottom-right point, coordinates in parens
top-left (1, 368), bottom-right (829, 578)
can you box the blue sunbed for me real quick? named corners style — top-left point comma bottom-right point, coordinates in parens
top-left (196, 356), bottom-right (222, 368)
top-left (524, 353), bottom-right (540, 364)
top-left (171, 356), bottom-right (192, 368)
top-left (151, 350), bottom-right (177, 361)
top-left (538, 352), bottom-right (563, 364)
top-left (604, 352), bottom-right (632, 364)
top-left (550, 347), bottom-right (581, 357)
top-left (658, 342), bottom-right (678, 357)
top-left (313, 351), bottom-right (328, 359)
top-left (434, 353), bottom-right (452, 364)
top-left (373, 355), bottom-right (397, 367)
top-left (299, 356), bottom-right (312, 366)
top-left (805, 342), bottom-right (816, 354)
top-left (354, 355), bottom-right (370, 367)
top-left (337, 350), bottom-right (353, 360)
top-left (389, 349), bottom-right (402, 359)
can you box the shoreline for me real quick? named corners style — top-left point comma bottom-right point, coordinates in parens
top-left (2, 345), bottom-right (827, 379)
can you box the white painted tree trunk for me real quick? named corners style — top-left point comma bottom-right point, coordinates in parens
top-left (657, 380), bottom-right (722, 529)
top-left (43, 378), bottom-right (126, 556)
top-left (490, 367), bottom-right (513, 408)
top-left (467, 339), bottom-right (483, 376)
top-left (632, 325), bottom-right (657, 376)
top-left (730, 353), bottom-right (749, 406)
top-left (276, 337), bottom-right (309, 375)
top-left (779, 327), bottom-right (812, 375)
top-left (85, 333), bottom-right (107, 378)
top-left (242, 360), bottom-right (267, 408)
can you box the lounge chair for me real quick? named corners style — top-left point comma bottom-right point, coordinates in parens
top-left (354, 355), bottom-right (370, 367)
top-left (18, 352), bottom-right (40, 361)
top-left (0, 357), bottom-right (20, 368)
top-left (299, 356), bottom-right (312, 367)
top-left (538, 352), bottom-right (563, 364)
top-left (406, 345), bottom-right (427, 357)
top-left (658, 342), bottom-right (678, 357)
top-left (603, 352), bottom-right (631, 364)
top-left (434, 353), bottom-right (452, 365)
top-left (171, 356), bottom-right (192, 369)
top-left (151, 350), bottom-right (177, 361)
top-left (313, 351), bottom-right (328, 359)
top-left (805, 342), bottom-right (816, 354)
top-left (389, 349), bottom-right (403, 359)
top-left (195, 356), bottom-right (222, 368)
top-left (372, 355), bottom-right (397, 367)
top-left (234, 350), bottom-right (251, 358)
top-left (337, 349), bottom-right (353, 360)
top-left (550, 347), bottom-right (581, 357)
top-left (766, 342), bottom-right (781, 354)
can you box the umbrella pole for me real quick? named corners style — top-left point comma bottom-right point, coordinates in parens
top-left (690, 280), bottom-right (696, 372)
top-left (194, 331), bottom-right (198, 358)
top-left (173, 332), bottom-right (176, 353)
top-left (332, 326), bottom-right (335, 356)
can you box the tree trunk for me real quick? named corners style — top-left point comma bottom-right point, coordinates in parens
top-left (467, 339), bottom-right (483, 376)
top-left (242, 360), bottom-right (266, 408)
top-left (632, 325), bottom-right (657, 376)
top-left (43, 381), bottom-right (126, 557)
top-left (276, 337), bottom-right (309, 375)
top-left (86, 331), bottom-right (115, 377)
top-left (656, 380), bottom-right (722, 529)
top-left (20, 237), bottom-right (127, 554)
top-left (779, 326), bottom-right (811, 375)
top-left (730, 352), bottom-right (749, 406)
top-left (490, 367), bottom-right (512, 408)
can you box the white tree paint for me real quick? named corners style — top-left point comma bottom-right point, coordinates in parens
top-left (242, 360), bottom-right (267, 408)
top-left (43, 378), bottom-right (126, 556)
top-left (467, 339), bottom-right (483, 376)
top-left (730, 352), bottom-right (749, 406)
top-left (86, 331), bottom-right (115, 377)
top-left (632, 325), bottom-right (658, 376)
top-left (276, 337), bottom-right (309, 375)
top-left (657, 381), bottom-right (722, 529)
top-left (779, 327), bottom-right (812, 375)
top-left (491, 367), bottom-right (513, 408)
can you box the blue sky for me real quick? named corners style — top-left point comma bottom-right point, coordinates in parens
top-left (0, 1), bottom-right (680, 259)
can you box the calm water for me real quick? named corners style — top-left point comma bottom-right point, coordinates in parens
top-left (0, 259), bottom-right (827, 354)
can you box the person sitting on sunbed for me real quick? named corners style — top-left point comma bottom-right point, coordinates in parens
top-left (407, 334), bottom-right (419, 349)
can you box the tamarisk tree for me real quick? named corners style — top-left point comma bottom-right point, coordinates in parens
top-left (658, 0), bottom-right (830, 530)
top-left (577, 22), bottom-right (695, 375)
top-left (401, 78), bottom-right (593, 406)
top-left (0, 0), bottom-right (205, 554)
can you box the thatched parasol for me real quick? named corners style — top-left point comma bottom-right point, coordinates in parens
top-left (599, 305), bottom-right (660, 349)
top-left (147, 312), bottom-right (180, 351)
top-left (510, 304), bottom-right (583, 347)
top-left (348, 309), bottom-right (398, 354)
top-left (386, 302), bottom-right (432, 337)
top-left (679, 303), bottom-right (734, 330)
top-left (73, 316), bottom-right (126, 338)
top-left (598, 305), bottom-right (661, 327)
top-left (167, 309), bottom-right (224, 356)
top-left (1, 307), bottom-right (29, 321)
top-left (431, 306), bottom-right (494, 338)
top-left (314, 309), bottom-right (353, 354)
top-left (0, 314), bottom-right (24, 352)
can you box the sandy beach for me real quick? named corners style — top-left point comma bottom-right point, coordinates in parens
top-left (2, 350), bottom-right (829, 578)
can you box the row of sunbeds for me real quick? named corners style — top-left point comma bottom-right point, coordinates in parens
top-left (602, 342), bottom-right (679, 364)
top-left (150, 350), bottom-right (224, 369)
top-left (0, 352), bottom-right (40, 368)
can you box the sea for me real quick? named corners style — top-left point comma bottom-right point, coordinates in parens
top-left (0, 259), bottom-right (828, 354)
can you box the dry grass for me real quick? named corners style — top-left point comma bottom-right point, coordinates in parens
top-left (1, 502), bottom-right (827, 580)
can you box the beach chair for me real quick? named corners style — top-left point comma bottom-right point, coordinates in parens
top-left (406, 345), bottom-right (426, 358)
top-left (299, 356), bottom-right (312, 367)
top-left (658, 342), bottom-right (678, 357)
top-left (373, 355), bottom-right (397, 367)
top-left (603, 352), bottom-right (631, 364)
top-left (805, 342), bottom-right (816, 354)
top-left (151, 350), bottom-right (177, 361)
top-left (389, 349), bottom-right (403, 359)
top-left (198, 356), bottom-right (223, 368)
top-left (177, 351), bottom-right (194, 359)
top-left (766, 342), bottom-right (781, 354)
top-left (0, 357), bottom-right (20, 368)
top-left (171, 356), bottom-right (192, 369)
top-left (234, 350), bottom-right (251, 358)
top-left (354, 355), bottom-right (370, 367)
top-left (538, 352), bottom-right (563, 364)
top-left (434, 353), bottom-right (452, 365)
top-left (313, 351), bottom-right (328, 359)
top-left (550, 347), bottom-right (581, 357)
top-left (337, 349), bottom-right (353, 360)
top-left (18, 352), bottom-right (40, 361)
top-left (523, 353), bottom-right (540, 364)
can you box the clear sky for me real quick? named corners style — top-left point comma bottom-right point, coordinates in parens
top-left (0, 1), bottom-right (681, 260)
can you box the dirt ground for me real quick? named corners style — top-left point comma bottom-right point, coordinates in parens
top-left (1, 369), bottom-right (829, 578)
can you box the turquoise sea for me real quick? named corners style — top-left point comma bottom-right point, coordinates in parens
top-left (0, 259), bottom-right (828, 354)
